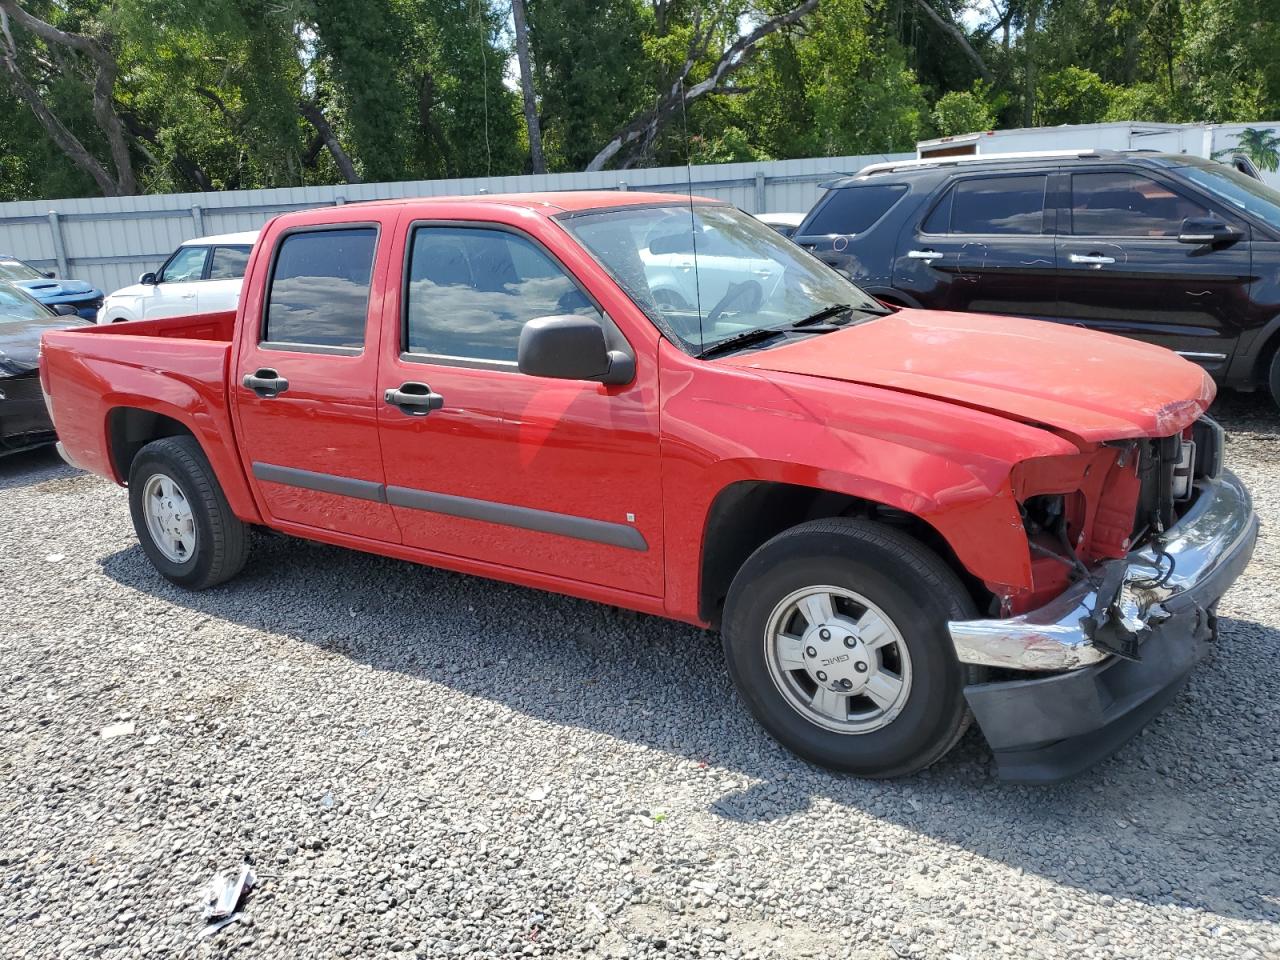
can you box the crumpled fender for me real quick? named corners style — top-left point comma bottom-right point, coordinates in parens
top-left (660, 347), bottom-right (1081, 622)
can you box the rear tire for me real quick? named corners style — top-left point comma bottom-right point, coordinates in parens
top-left (721, 518), bottom-right (976, 778)
top-left (128, 436), bottom-right (249, 590)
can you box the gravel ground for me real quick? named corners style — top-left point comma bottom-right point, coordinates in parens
top-left (2, 393), bottom-right (1277, 960)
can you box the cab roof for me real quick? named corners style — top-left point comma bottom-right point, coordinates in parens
top-left (319, 190), bottom-right (720, 215)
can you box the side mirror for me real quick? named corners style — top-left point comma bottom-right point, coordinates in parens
top-left (139, 271), bottom-right (158, 285)
top-left (52, 303), bottom-right (79, 316)
top-left (42, 270), bottom-right (56, 279)
top-left (1178, 217), bottom-right (1241, 246)
top-left (517, 315), bottom-right (635, 385)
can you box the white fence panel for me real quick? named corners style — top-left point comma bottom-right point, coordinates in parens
top-left (0, 153), bottom-right (907, 296)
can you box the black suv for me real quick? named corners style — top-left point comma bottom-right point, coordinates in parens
top-left (794, 150), bottom-right (1280, 407)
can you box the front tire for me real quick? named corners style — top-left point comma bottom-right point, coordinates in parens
top-left (721, 518), bottom-right (976, 778)
top-left (128, 436), bottom-right (250, 590)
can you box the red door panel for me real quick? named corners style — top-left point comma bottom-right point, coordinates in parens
top-left (232, 215), bottom-right (401, 543)
top-left (375, 216), bottom-right (663, 595)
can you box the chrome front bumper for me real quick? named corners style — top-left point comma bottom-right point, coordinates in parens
top-left (949, 470), bottom-right (1259, 672)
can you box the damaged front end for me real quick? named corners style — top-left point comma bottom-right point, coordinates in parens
top-left (947, 416), bottom-right (1259, 782)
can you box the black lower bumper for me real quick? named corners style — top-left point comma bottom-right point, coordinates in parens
top-left (965, 607), bottom-right (1216, 783)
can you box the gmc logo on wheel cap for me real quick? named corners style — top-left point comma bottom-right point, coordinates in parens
top-left (821, 654), bottom-right (850, 666)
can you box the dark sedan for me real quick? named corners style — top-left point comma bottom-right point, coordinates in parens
top-left (1, 280), bottom-right (90, 455)
top-left (0, 254), bottom-right (103, 320)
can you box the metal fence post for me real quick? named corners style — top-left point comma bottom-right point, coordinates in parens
top-left (334, 197), bottom-right (346, 206)
top-left (190, 203), bottom-right (204, 235)
top-left (46, 210), bottom-right (69, 278)
top-left (754, 171), bottom-right (767, 213)
top-left (617, 181), bottom-right (628, 191)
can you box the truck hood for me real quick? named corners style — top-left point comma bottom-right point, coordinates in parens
top-left (723, 308), bottom-right (1214, 443)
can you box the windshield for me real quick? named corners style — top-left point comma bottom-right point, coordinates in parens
top-left (560, 203), bottom-right (884, 355)
top-left (0, 257), bottom-right (44, 282)
top-left (0, 283), bottom-right (50, 323)
top-left (1176, 161), bottom-right (1280, 224)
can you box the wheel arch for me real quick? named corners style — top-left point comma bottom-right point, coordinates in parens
top-left (697, 479), bottom-right (994, 628)
top-left (104, 403), bottom-right (262, 523)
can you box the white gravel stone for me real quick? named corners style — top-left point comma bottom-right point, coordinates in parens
top-left (0, 391), bottom-right (1276, 960)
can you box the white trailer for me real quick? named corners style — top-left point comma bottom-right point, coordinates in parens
top-left (916, 121), bottom-right (1280, 187)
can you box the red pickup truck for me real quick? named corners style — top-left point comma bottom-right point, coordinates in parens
top-left (41, 192), bottom-right (1258, 782)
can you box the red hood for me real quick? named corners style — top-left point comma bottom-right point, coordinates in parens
top-left (723, 309), bottom-right (1214, 443)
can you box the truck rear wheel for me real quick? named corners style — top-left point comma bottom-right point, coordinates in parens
top-left (721, 518), bottom-right (976, 778)
top-left (128, 436), bottom-right (250, 590)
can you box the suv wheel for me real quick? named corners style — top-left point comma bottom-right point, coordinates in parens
top-left (1269, 346), bottom-right (1280, 412)
top-left (721, 518), bottom-right (976, 778)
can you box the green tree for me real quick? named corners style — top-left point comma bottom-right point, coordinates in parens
top-left (1035, 66), bottom-right (1112, 126)
top-left (932, 89), bottom-right (995, 136)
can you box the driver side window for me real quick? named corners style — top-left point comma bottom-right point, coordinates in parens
top-left (160, 245), bottom-right (209, 284)
top-left (404, 225), bottom-right (601, 364)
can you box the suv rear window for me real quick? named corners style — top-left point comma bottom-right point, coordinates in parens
top-left (928, 175), bottom-right (1048, 235)
top-left (803, 185), bottom-right (907, 235)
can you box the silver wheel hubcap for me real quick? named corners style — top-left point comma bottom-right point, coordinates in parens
top-left (142, 473), bottom-right (197, 564)
top-left (764, 585), bottom-right (913, 734)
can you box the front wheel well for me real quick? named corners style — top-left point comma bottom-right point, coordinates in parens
top-left (698, 480), bottom-right (992, 628)
top-left (106, 408), bottom-right (196, 483)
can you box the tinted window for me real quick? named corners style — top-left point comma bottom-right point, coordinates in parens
top-left (209, 245), bottom-right (252, 280)
top-left (921, 188), bottom-right (953, 233)
top-left (950, 175), bottom-right (1047, 234)
top-left (160, 245), bottom-right (208, 283)
top-left (405, 226), bottom-right (599, 363)
top-left (803, 185), bottom-right (908, 235)
top-left (264, 228), bottom-right (376, 349)
top-left (1071, 172), bottom-right (1210, 237)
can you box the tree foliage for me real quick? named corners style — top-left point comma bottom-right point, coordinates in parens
top-left (1, 0), bottom-right (1280, 200)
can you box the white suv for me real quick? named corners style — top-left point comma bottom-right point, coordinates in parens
top-left (97, 231), bottom-right (258, 323)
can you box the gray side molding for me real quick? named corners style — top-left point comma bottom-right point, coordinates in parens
top-left (386, 486), bottom-right (648, 551)
top-left (252, 462), bottom-right (387, 503)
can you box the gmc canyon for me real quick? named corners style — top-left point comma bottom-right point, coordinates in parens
top-left (40, 192), bottom-right (1259, 782)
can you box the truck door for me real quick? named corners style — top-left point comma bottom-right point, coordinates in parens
top-left (1056, 168), bottom-right (1250, 376)
top-left (231, 217), bottom-right (400, 542)
top-left (893, 173), bottom-right (1058, 318)
top-left (374, 218), bottom-right (663, 596)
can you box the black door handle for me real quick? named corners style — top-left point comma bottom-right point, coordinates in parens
top-left (243, 368), bottom-right (289, 398)
top-left (384, 381), bottom-right (444, 416)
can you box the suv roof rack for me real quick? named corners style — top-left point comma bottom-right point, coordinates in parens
top-left (852, 149), bottom-right (1116, 178)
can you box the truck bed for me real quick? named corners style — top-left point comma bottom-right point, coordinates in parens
top-left (39, 310), bottom-right (244, 492)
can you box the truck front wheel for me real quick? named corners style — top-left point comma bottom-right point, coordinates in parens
top-left (721, 518), bottom-right (976, 778)
top-left (128, 436), bottom-right (250, 590)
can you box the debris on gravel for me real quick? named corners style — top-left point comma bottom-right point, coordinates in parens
top-left (1, 393), bottom-right (1277, 960)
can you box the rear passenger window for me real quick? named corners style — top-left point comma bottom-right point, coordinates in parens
top-left (1071, 172), bottom-right (1210, 237)
top-left (404, 226), bottom-right (600, 363)
top-left (949, 175), bottom-right (1047, 234)
top-left (802, 185), bottom-right (907, 235)
top-left (263, 228), bottom-right (376, 349)
top-left (209, 245), bottom-right (251, 280)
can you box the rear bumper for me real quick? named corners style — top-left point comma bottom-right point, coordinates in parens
top-left (948, 470), bottom-right (1259, 782)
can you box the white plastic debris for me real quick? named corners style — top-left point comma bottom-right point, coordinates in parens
top-left (44, 554), bottom-right (65, 563)
top-left (202, 864), bottom-right (256, 921)
top-left (99, 721), bottom-right (135, 739)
